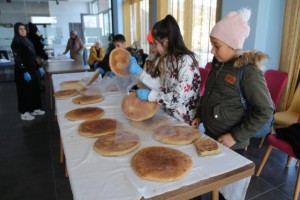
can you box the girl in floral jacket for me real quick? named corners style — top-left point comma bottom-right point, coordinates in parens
top-left (128, 15), bottom-right (201, 125)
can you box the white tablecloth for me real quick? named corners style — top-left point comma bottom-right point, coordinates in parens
top-left (52, 72), bottom-right (253, 200)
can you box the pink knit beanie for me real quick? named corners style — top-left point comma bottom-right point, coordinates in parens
top-left (210, 8), bottom-right (251, 50)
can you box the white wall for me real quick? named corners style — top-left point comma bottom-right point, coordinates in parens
top-left (48, 1), bottom-right (89, 55)
top-left (222, 0), bottom-right (285, 71)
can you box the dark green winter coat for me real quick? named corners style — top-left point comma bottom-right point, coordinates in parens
top-left (195, 51), bottom-right (274, 149)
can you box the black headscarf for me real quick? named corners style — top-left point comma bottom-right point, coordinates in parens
top-left (11, 22), bottom-right (36, 57)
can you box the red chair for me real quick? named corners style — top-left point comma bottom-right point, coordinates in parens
top-left (199, 68), bottom-right (210, 96)
top-left (204, 62), bottom-right (212, 71)
top-left (256, 116), bottom-right (300, 200)
top-left (264, 69), bottom-right (288, 108)
top-left (258, 70), bottom-right (288, 147)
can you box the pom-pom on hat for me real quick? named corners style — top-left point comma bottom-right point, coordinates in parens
top-left (147, 31), bottom-right (153, 43)
top-left (210, 8), bottom-right (251, 50)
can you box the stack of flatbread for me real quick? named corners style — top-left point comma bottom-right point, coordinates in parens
top-left (53, 89), bottom-right (79, 99)
top-left (131, 146), bottom-right (192, 182)
top-left (109, 48), bottom-right (131, 77)
top-left (72, 95), bottom-right (104, 105)
top-left (78, 118), bottom-right (118, 137)
top-left (65, 107), bottom-right (104, 121)
top-left (60, 80), bottom-right (84, 90)
top-left (122, 92), bottom-right (159, 121)
top-left (154, 125), bottom-right (201, 145)
top-left (94, 131), bottom-right (140, 156)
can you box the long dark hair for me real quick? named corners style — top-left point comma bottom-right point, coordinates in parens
top-left (151, 15), bottom-right (197, 63)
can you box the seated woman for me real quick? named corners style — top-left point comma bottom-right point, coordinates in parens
top-left (88, 40), bottom-right (105, 70)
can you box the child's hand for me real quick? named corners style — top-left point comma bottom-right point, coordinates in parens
top-left (218, 133), bottom-right (236, 147)
top-left (191, 118), bottom-right (201, 128)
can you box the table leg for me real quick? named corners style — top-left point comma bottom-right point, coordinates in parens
top-left (212, 189), bottom-right (219, 200)
top-left (60, 137), bottom-right (64, 164)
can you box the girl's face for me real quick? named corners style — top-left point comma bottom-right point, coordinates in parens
top-left (149, 43), bottom-right (158, 55)
top-left (153, 38), bottom-right (168, 56)
top-left (95, 43), bottom-right (101, 50)
top-left (18, 25), bottom-right (27, 37)
top-left (210, 37), bottom-right (236, 63)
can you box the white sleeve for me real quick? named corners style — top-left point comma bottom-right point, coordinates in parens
top-left (139, 71), bottom-right (161, 90)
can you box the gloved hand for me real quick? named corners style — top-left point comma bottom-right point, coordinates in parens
top-left (137, 89), bottom-right (151, 101)
top-left (39, 67), bottom-right (45, 77)
top-left (24, 72), bottom-right (31, 82)
top-left (109, 71), bottom-right (115, 77)
top-left (96, 67), bottom-right (105, 75)
top-left (129, 56), bottom-right (143, 75)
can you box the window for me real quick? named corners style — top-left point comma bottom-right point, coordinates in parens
top-left (167, 0), bottom-right (217, 67)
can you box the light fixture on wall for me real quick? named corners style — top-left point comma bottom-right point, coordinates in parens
top-left (56, 0), bottom-right (59, 5)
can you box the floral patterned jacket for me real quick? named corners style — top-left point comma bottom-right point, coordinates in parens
top-left (139, 54), bottom-right (201, 125)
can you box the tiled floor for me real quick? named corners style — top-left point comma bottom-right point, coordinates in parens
top-left (0, 81), bottom-right (299, 200)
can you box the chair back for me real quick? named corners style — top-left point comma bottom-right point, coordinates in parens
top-left (205, 62), bottom-right (212, 71)
top-left (199, 68), bottom-right (210, 96)
top-left (264, 70), bottom-right (288, 109)
top-left (288, 85), bottom-right (300, 112)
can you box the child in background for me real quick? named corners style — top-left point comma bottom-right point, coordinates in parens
top-left (191, 8), bottom-right (274, 151)
top-left (128, 15), bottom-right (201, 125)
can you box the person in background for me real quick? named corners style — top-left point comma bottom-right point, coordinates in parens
top-left (96, 34), bottom-right (142, 76)
top-left (128, 15), bottom-right (201, 125)
top-left (88, 40), bottom-right (105, 70)
top-left (11, 22), bottom-right (45, 121)
top-left (63, 30), bottom-right (84, 64)
top-left (191, 8), bottom-right (273, 153)
top-left (27, 22), bottom-right (48, 62)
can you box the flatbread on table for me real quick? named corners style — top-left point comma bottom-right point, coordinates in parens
top-left (78, 118), bottom-right (118, 137)
top-left (65, 107), bottom-right (104, 121)
top-left (122, 92), bottom-right (159, 121)
top-left (109, 48), bottom-right (131, 77)
top-left (60, 80), bottom-right (84, 90)
top-left (53, 89), bottom-right (79, 99)
top-left (154, 126), bottom-right (201, 145)
top-left (131, 146), bottom-right (192, 182)
top-left (131, 115), bottom-right (171, 129)
top-left (194, 137), bottom-right (221, 156)
top-left (72, 95), bottom-right (104, 105)
top-left (94, 131), bottom-right (140, 156)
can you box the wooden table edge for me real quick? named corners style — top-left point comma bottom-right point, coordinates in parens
top-left (141, 162), bottom-right (255, 200)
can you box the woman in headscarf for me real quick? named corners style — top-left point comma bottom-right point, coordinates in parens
top-left (63, 30), bottom-right (84, 63)
top-left (11, 22), bottom-right (45, 120)
top-left (27, 22), bottom-right (48, 62)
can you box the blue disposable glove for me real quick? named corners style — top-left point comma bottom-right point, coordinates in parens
top-left (24, 72), bottom-right (31, 82)
top-left (39, 67), bottom-right (45, 77)
top-left (137, 89), bottom-right (151, 101)
top-left (109, 71), bottom-right (115, 77)
top-left (96, 67), bottom-right (105, 75)
top-left (129, 56), bottom-right (143, 75)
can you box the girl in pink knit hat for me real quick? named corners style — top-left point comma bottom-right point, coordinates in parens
top-left (192, 8), bottom-right (274, 154)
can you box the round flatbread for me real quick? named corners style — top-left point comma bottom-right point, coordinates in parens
top-left (94, 132), bottom-right (140, 156)
top-left (65, 107), bottom-right (104, 121)
top-left (109, 48), bottom-right (131, 77)
top-left (154, 126), bottom-right (201, 145)
top-left (78, 118), bottom-right (118, 137)
top-left (53, 89), bottom-right (79, 99)
top-left (131, 115), bottom-right (171, 129)
top-left (72, 95), bottom-right (104, 105)
top-left (60, 80), bottom-right (84, 90)
top-left (122, 92), bottom-right (159, 121)
top-left (131, 146), bottom-right (192, 182)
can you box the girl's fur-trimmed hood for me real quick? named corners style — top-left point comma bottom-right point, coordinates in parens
top-left (234, 50), bottom-right (268, 69)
